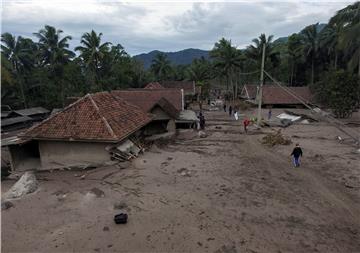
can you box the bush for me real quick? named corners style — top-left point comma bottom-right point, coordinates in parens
top-left (312, 70), bottom-right (360, 118)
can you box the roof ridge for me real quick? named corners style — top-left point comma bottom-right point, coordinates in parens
top-left (21, 94), bottom-right (90, 137)
top-left (88, 93), bottom-right (117, 139)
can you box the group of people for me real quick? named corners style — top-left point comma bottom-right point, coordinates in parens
top-left (223, 104), bottom-right (251, 133)
top-left (198, 103), bottom-right (303, 168)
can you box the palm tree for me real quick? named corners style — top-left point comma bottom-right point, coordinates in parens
top-left (301, 24), bottom-right (320, 85)
top-left (288, 33), bottom-right (303, 85)
top-left (187, 57), bottom-right (211, 82)
top-left (34, 25), bottom-right (74, 106)
top-left (330, 2), bottom-right (360, 77)
top-left (150, 53), bottom-right (172, 81)
top-left (246, 34), bottom-right (278, 69)
top-left (1, 33), bottom-right (35, 107)
top-left (319, 25), bottom-right (341, 70)
top-left (210, 38), bottom-right (243, 99)
top-left (75, 30), bottom-right (111, 90)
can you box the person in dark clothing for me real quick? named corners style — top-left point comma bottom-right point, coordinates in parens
top-left (223, 104), bottom-right (227, 112)
top-left (290, 143), bottom-right (303, 167)
top-left (199, 112), bottom-right (205, 130)
top-left (229, 106), bottom-right (233, 116)
top-left (268, 108), bottom-right (272, 120)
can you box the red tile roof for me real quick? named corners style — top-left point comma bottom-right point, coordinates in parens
top-left (112, 89), bottom-right (183, 112)
top-left (242, 85), bottom-right (313, 105)
top-left (22, 92), bottom-right (152, 142)
top-left (144, 82), bottom-right (164, 89)
top-left (161, 81), bottom-right (195, 94)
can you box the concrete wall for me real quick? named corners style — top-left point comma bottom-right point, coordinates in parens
top-left (166, 119), bottom-right (176, 132)
top-left (38, 141), bottom-right (110, 169)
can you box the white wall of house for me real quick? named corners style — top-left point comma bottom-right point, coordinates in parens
top-left (38, 140), bottom-right (110, 169)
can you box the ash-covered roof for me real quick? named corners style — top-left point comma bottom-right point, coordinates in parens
top-left (22, 92), bottom-right (152, 142)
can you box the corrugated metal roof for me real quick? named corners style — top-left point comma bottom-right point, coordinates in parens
top-left (1, 136), bottom-right (30, 146)
top-left (1, 116), bottom-right (33, 127)
top-left (14, 107), bottom-right (50, 116)
top-left (1, 111), bottom-right (12, 118)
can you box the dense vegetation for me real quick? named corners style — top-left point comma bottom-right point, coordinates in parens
top-left (1, 2), bottom-right (359, 117)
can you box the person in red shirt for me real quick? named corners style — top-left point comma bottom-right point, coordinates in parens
top-left (243, 118), bottom-right (250, 133)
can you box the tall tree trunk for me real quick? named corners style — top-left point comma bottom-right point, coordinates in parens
top-left (334, 51), bottom-right (338, 70)
top-left (230, 69), bottom-right (234, 101)
top-left (60, 80), bottom-right (65, 108)
top-left (358, 54), bottom-right (360, 78)
top-left (19, 78), bottom-right (27, 108)
top-left (226, 74), bottom-right (229, 91)
top-left (290, 59), bottom-right (294, 86)
top-left (311, 57), bottom-right (314, 85)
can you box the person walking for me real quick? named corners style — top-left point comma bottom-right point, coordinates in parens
top-left (199, 112), bottom-right (205, 130)
top-left (223, 104), bottom-right (227, 112)
top-left (268, 108), bottom-right (272, 120)
top-left (229, 105), bottom-right (233, 116)
top-left (243, 118), bottom-right (250, 133)
top-left (290, 143), bottom-right (303, 167)
top-left (234, 110), bottom-right (239, 121)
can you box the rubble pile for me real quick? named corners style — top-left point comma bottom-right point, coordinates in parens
top-left (262, 130), bottom-right (292, 146)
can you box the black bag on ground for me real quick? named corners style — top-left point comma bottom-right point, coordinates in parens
top-left (114, 213), bottom-right (128, 224)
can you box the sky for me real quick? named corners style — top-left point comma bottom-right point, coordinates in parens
top-left (1, 0), bottom-right (353, 56)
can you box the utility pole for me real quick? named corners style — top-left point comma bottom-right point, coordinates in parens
top-left (257, 43), bottom-right (266, 126)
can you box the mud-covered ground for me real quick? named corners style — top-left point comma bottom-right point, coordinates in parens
top-left (2, 108), bottom-right (360, 253)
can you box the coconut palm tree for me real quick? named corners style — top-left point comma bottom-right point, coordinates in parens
top-left (329, 2), bottom-right (360, 77)
top-left (246, 33), bottom-right (279, 69)
top-left (210, 38), bottom-right (243, 98)
top-left (319, 25), bottom-right (340, 70)
top-left (1, 33), bottom-right (35, 107)
top-left (301, 24), bottom-right (320, 85)
top-left (75, 30), bottom-right (111, 90)
top-left (34, 25), bottom-right (74, 106)
top-left (34, 25), bottom-right (74, 66)
top-left (150, 53), bottom-right (172, 81)
top-left (288, 33), bottom-right (303, 85)
top-left (187, 57), bottom-right (211, 82)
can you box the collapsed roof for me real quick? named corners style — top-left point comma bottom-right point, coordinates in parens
top-left (22, 92), bottom-right (153, 142)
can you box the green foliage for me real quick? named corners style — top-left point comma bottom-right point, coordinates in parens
top-left (1, 2), bottom-right (359, 113)
top-left (313, 70), bottom-right (360, 118)
top-left (150, 52), bottom-right (172, 81)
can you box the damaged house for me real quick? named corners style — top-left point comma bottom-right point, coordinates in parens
top-left (112, 89), bottom-right (183, 134)
top-left (240, 84), bottom-right (314, 108)
top-left (7, 92), bottom-right (152, 171)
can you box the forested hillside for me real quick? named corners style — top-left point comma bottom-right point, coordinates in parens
top-left (134, 49), bottom-right (209, 69)
top-left (1, 2), bottom-right (359, 117)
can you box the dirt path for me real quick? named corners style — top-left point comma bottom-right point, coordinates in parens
top-left (2, 109), bottom-right (360, 253)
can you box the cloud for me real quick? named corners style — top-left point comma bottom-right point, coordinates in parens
top-left (1, 0), bottom-right (353, 55)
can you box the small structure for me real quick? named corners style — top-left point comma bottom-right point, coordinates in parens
top-left (240, 84), bottom-right (313, 107)
top-left (112, 89), bottom-right (183, 134)
top-left (1, 116), bottom-right (33, 132)
top-left (7, 92), bottom-right (152, 171)
top-left (175, 110), bottom-right (199, 129)
top-left (13, 107), bottom-right (50, 121)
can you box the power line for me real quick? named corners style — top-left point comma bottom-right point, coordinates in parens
top-left (263, 70), bottom-right (359, 145)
